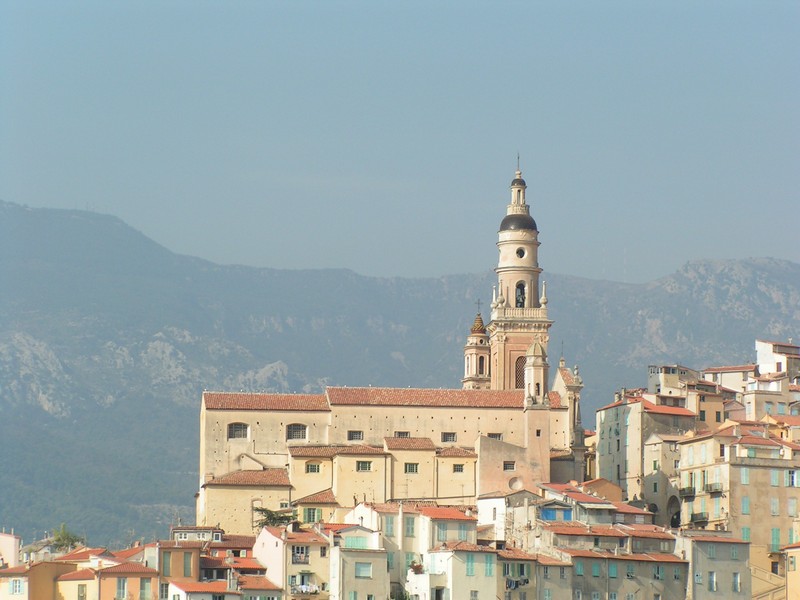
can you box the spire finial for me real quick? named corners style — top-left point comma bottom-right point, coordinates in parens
top-left (517, 152), bottom-right (520, 171)
top-left (475, 299), bottom-right (482, 313)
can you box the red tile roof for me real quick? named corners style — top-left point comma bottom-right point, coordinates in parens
top-left (703, 364), bottom-right (756, 373)
top-left (288, 444), bottom-right (387, 457)
top-left (294, 488), bottom-right (338, 505)
top-left (497, 547), bottom-right (538, 561)
top-left (111, 546), bottom-right (144, 560)
top-left (238, 574), bottom-right (281, 590)
top-left (173, 580), bottom-right (242, 594)
top-left (438, 446), bottom-right (477, 458)
top-left (558, 367), bottom-right (575, 386)
top-left (563, 548), bottom-right (685, 563)
top-left (384, 437), bottom-right (436, 451)
top-left (548, 391), bottom-right (564, 409)
top-left (203, 391), bottom-right (329, 411)
top-left (100, 562), bottom-right (159, 575)
top-left (418, 507), bottom-right (476, 521)
top-left (57, 568), bottom-right (95, 581)
top-left (326, 387), bottom-right (525, 408)
top-left (211, 535), bottom-right (256, 549)
top-left (611, 502), bottom-right (652, 515)
top-left (205, 469), bottom-right (290, 487)
top-left (56, 546), bottom-right (110, 562)
top-left (263, 527), bottom-right (327, 544)
top-left (0, 566), bottom-right (30, 576)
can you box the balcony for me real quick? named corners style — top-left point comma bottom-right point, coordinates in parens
top-left (704, 482), bottom-right (723, 494)
top-left (292, 555), bottom-right (310, 565)
top-left (690, 512), bottom-right (709, 523)
top-left (679, 487), bottom-right (696, 498)
top-left (290, 584), bottom-right (321, 595)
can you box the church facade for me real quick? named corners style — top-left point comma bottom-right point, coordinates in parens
top-left (196, 169), bottom-right (587, 534)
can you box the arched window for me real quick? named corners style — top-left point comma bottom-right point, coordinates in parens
top-left (515, 282), bottom-right (526, 308)
top-left (535, 383), bottom-right (541, 397)
top-left (515, 356), bottom-right (526, 389)
top-left (286, 423), bottom-right (307, 441)
top-left (227, 422), bottom-right (249, 440)
top-left (465, 356), bottom-right (470, 376)
top-left (478, 356), bottom-right (486, 375)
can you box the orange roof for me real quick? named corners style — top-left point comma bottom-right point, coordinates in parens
top-left (703, 364), bottom-right (756, 373)
top-left (418, 507), bottom-right (476, 521)
top-left (289, 444), bottom-right (387, 457)
top-left (205, 469), bottom-right (290, 487)
top-left (542, 522), bottom-right (622, 537)
top-left (0, 566), bottom-right (30, 576)
top-left (57, 568), bottom-right (95, 581)
top-left (100, 562), bottom-right (159, 575)
top-left (548, 391), bottom-right (564, 409)
top-left (564, 549), bottom-right (685, 563)
top-left (326, 386), bottom-right (525, 408)
top-left (203, 391), bottom-right (328, 411)
top-left (263, 527), bottom-right (327, 544)
top-left (384, 437), bottom-right (436, 451)
top-left (438, 446), bottom-right (477, 458)
top-left (238, 574), bottom-right (281, 590)
top-left (111, 546), bottom-right (144, 560)
top-left (611, 502), bottom-right (652, 515)
top-left (56, 546), bottom-right (110, 561)
top-left (294, 488), bottom-right (338, 505)
top-left (558, 367), bottom-right (575, 386)
top-left (173, 580), bottom-right (242, 594)
top-left (210, 534), bottom-right (256, 549)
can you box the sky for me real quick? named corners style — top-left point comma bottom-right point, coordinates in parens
top-left (1, 1), bottom-right (798, 283)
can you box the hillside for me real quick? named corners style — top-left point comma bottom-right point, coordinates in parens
top-left (1, 200), bottom-right (798, 544)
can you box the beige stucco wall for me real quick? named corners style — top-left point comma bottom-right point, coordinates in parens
top-left (200, 484), bottom-right (290, 534)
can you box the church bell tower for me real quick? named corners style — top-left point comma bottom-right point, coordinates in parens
top-left (486, 167), bottom-right (553, 391)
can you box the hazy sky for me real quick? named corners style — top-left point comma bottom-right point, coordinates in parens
top-left (2, 1), bottom-right (798, 283)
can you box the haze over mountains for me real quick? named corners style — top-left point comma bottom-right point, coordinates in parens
top-left (1, 200), bottom-right (798, 545)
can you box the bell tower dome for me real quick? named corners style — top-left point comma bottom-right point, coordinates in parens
top-left (487, 167), bottom-right (553, 390)
top-left (462, 313), bottom-right (491, 390)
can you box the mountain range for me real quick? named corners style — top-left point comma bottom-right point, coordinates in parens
top-left (1, 200), bottom-right (798, 545)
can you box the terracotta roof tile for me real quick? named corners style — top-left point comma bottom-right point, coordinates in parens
top-left (384, 437), bottom-right (436, 451)
top-left (0, 566), bottom-right (30, 576)
top-left (326, 387), bottom-right (525, 408)
top-left (57, 568), bottom-right (95, 581)
top-left (611, 502), bottom-right (652, 515)
top-left (210, 534), bottom-right (256, 549)
top-left (289, 444), bottom-right (387, 457)
top-left (563, 549), bottom-right (685, 563)
top-left (205, 469), bottom-right (290, 487)
top-left (558, 367), bottom-right (575, 386)
top-left (203, 391), bottom-right (329, 411)
top-left (264, 527), bottom-right (327, 544)
top-left (111, 546), bottom-right (144, 560)
top-left (294, 488), bottom-right (338, 505)
top-left (238, 574), bottom-right (281, 590)
top-left (418, 507), bottom-right (476, 521)
top-left (56, 546), bottom-right (110, 561)
top-left (100, 562), bottom-right (159, 575)
top-left (437, 446), bottom-right (477, 458)
top-left (548, 391), bottom-right (563, 409)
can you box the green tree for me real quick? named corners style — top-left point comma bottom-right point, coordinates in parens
top-left (52, 523), bottom-right (85, 552)
top-left (253, 507), bottom-right (292, 528)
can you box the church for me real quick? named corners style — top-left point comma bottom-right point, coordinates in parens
top-left (196, 168), bottom-right (587, 535)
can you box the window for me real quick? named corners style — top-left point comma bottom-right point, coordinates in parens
top-left (503, 461), bottom-right (516, 471)
top-left (732, 571), bottom-right (741, 592)
top-left (544, 591), bottom-right (552, 600)
top-left (320, 546), bottom-right (327, 557)
top-left (488, 433), bottom-right (502, 440)
top-left (354, 562), bottom-right (372, 578)
top-left (741, 496), bottom-right (750, 515)
top-left (484, 554), bottom-right (494, 576)
top-left (404, 516), bottom-right (415, 537)
top-left (771, 497), bottom-right (780, 516)
top-left (384, 515), bottom-right (395, 537)
top-left (747, 447), bottom-right (756, 458)
top-left (591, 593), bottom-right (600, 600)
top-left (708, 571), bottom-right (717, 591)
top-left (458, 522), bottom-right (468, 541)
top-left (405, 552), bottom-right (415, 568)
top-left (404, 462), bottom-right (419, 474)
top-left (772, 469), bottom-right (780, 486)
top-left (742, 527), bottom-right (750, 542)
top-left (453, 464), bottom-right (464, 473)
top-left (560, 566), bottom-right (567, 579)
top-left (348, 593), bottom-right (357, 600)
top-left (771, 528), bottom-right (781, 552)
top-left (673, 567), bottom-right (681, 580)
top-left (707, 543), bottom-right (716, 559)
top-left (303, 507), bottom-right (321, 522)
top-left (699, 410), bottom-right (706, 421)
top-left (10, 580), bottom-right (23, 595)
top-left (730, 545), bottom-right (738, 560)
top-left (543, 566), bottom-right (550, 579)
top-left (286, 423), bottom-right (307, 440)
top-left (356, 461), bottom-right (372, 472)
top-left (788, 470), bottom-right (798, 487)
top-left (227, 422), bottom-right (248, 439)
top-left (790, 498), bottom-right (797, 517)
top-left (395, 431), bottom-right (410, 438)
top-left (741, 467), bottom-right (749, 484)
top-left (653, 565), bottom-right (664, 580)
top-left (436, 522), bottom-right (447, 542)
top-left (503, 563), bottom-right (511, 576)
top-left (78, 584), bottom-right (87, 600)
top-left (138, 578), bottom-right (151, 600)
top-left (470, 592), bottom-right (478, 600)
top-left (306, 461), bottom-right (321, 473)
top-left (466, 553), bottom-right (475, 576)
top-left (183, 551), bottom-right (192, 576)
top-left (592, 562), bottom-right (600, 577)
top-left (162, 551), bottom-right (171, 576)
top-left (626, 564), bottom-right (635, 579)
top-left (348, 430), bottom-right (364, 441)
top-left (575, 560), bottom-right (584, 576)
top-left (387, 552), bottom-right (394, 570)
top-left (442, 432), bottom-right (457, 443)
top-left (518, 563), bottom-right (527, 577)
top-left (609, 563), bottom-right (617, 578)
top-left (116, 577), bottom-right (128, 599)
top-left (514, 356), bottom-right (525, 388)
top-left (159, 583), bottom-right (169, 599)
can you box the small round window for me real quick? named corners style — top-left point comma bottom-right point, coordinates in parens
top-left (516, 248), bottom-right (525, 258)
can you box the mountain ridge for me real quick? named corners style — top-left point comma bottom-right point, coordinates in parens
top-left (1, 200), bottom-right (798, 544)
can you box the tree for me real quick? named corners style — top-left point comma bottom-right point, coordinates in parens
top-left (52, 523), bottom-right (85, 552)
top-left (253, 507), bottom-right (292, 528)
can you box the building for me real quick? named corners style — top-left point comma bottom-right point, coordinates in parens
top-left (673, 531), bottom-right (750, 600)
top-left (196, 169), bottom-right (588, 535)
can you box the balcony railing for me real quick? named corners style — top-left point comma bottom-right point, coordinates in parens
top-left (290, 583), bottom-right (320, 595)
top-left (704, 482), bottom-right (723, 494)
top-left (690, 512), bottom-right (709, 523)
top-left (292, 555), bottom-right (310, 564)
top-left (679, 487), bottom-right (695, 498)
